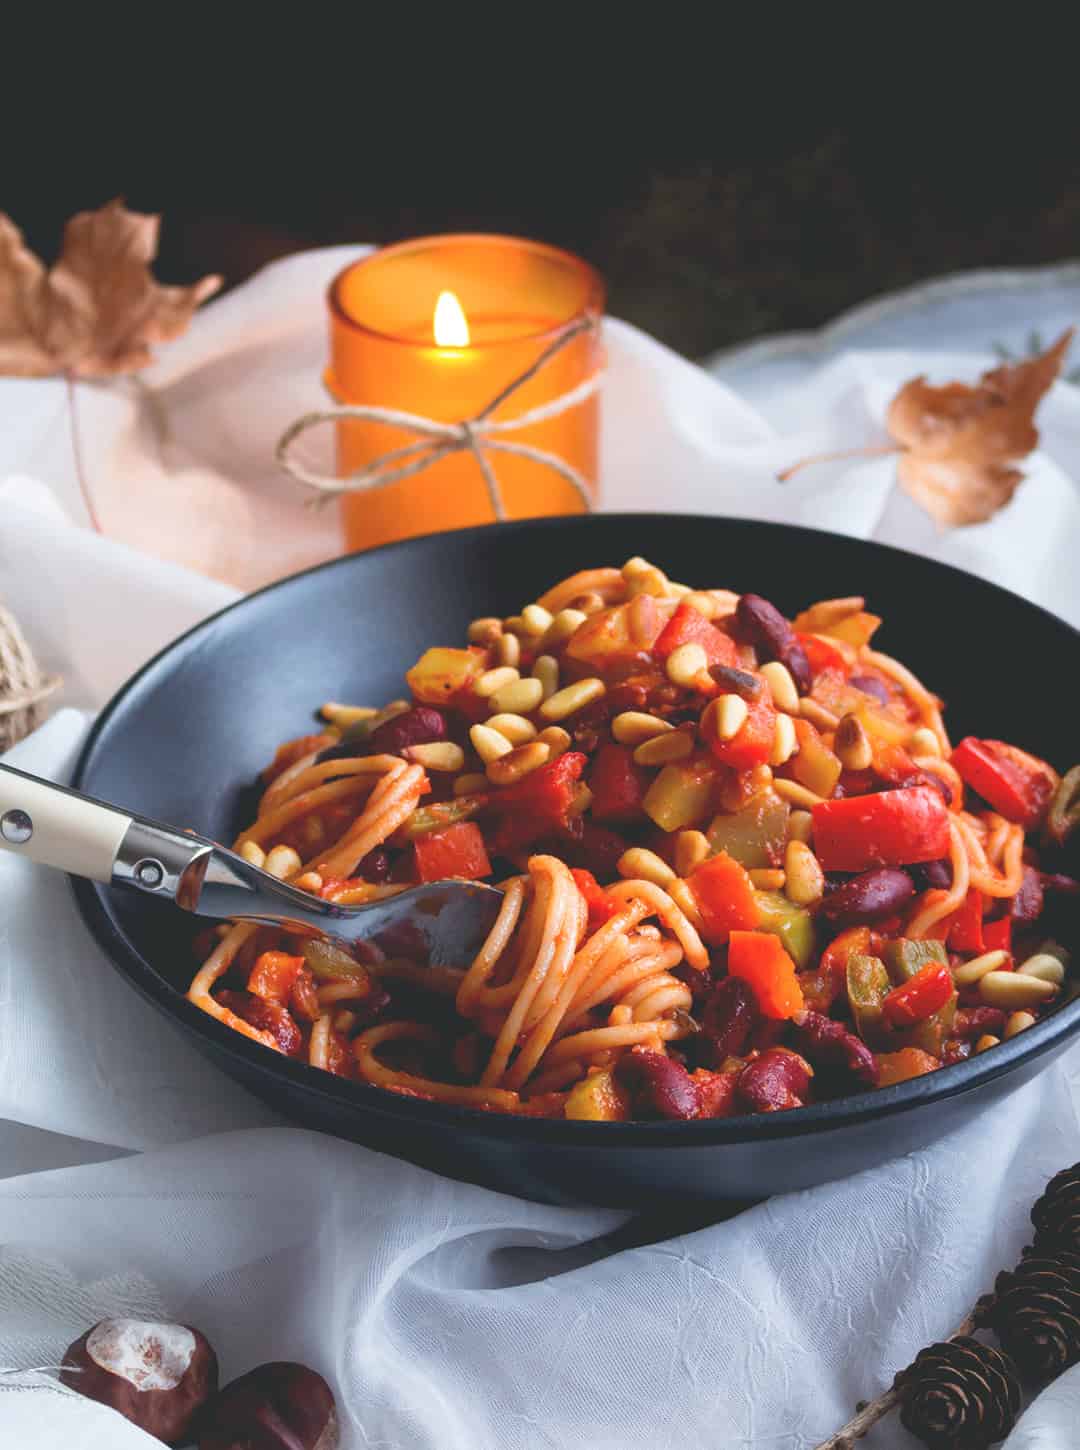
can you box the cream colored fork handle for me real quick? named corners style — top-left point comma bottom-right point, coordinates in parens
top-left (0, 763), bottom-right (132, 883)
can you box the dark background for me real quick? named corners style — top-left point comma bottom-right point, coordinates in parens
top-left (4, 54), bottom-right (1079, 360)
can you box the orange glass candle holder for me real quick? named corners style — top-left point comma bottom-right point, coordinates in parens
top-left (326, 235), bottom-right (605, 552)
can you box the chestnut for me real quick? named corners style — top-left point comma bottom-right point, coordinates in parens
top-left (198, 1361), bottom-right (339, 1450)
top-left (61, 1317), bottom-right (218, 1444)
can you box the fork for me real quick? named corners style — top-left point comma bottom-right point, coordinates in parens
top-left (0, 763), bottom-right (504, 964)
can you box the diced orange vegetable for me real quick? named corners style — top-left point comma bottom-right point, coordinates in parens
top-left (413, 821), bottom-right (492, 882)
top-left (789, 718), bottom-right (842, 798)
top-left (727, 929), bottom-right (805, 1019)
top-left (687, 851), bottom-right (761, 944)
top-left (565, 1068), bottom-right (630, 1121)
top-left (565, 599), bottom-right (673, 668)
top-left (703, 690), bottom-right (777, 771)
top-left (824, 611), bottom-right (881, 648)
top-left (248, 951), bottom-right (306, 1006)
top-left (797, 632), bottom-right (850, 679)
top-left (571, 868), bottom-right (621, 931)
top-left (406, 647), bottom-right (484, 705)
top-left (653, 601), bottom-right (739, 670)
top-left (874, 1047), bottom-right (941, 1087)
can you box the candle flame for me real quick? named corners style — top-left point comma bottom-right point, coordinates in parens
top-left (434, 290), bottom-right (470, 348)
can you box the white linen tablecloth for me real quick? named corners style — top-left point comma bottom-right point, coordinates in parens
top-left (2, 249), bottom-right (1079, 1447)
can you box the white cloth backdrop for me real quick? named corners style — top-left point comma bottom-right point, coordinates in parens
top-left (1, 248), bottom-right (1079, 1447)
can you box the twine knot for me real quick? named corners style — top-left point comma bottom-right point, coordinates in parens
top-left (276, 314), bottom-right (602, 521)
top-left (0, 603), bottom-right (61, 751)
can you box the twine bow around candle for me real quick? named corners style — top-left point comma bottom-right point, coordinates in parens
top-left (0, 603), bottom-right (61, 751)
top-left (276, 315), bottom-right (602, 520)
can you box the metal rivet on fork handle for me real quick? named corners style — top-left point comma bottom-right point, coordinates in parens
top-left (134, 858), bottom-right (165, 889)
top-left (1, 809), bottom-right (33, 845)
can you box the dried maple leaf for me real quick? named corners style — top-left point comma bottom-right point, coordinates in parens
top-left (887, 328), bottom-right (1073, 527)
top-left (0, 198), bottom-right (222, 378)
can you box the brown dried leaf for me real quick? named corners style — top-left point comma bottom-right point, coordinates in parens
top-left (887, 329), bottom-right (1073, 526)
top-left (0, 199), bottom-right (222, 378)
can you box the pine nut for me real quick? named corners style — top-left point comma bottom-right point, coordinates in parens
top-left (1017, 953), bottom-right (1066, 985)
top-left (612, 711), bottom-right (673, 746)
top-left (531, 655), bottom-right (560, 699)
top-left (239, 839), bottom-right (267, 868)
top-left (539, 677), bottom-right (605, 722)
top-left (408, 741), bottom-right (466, 771)
top-left (800, 698), bottom-right (840, 731)
top-left (265, 844), bottom-right (302, 879)
top-left (618, 847), bottom-right (676, 888)
top-left (470, 723), bottom-right (514, 764)
top-left (761, 661), bottom-right (800, 713)
top-left (454, 772), bottom-right (489, 797)
top-left (709, 693), bottom-right (749, 741)
top-left (540, 608), bottom-right (587, 650)
top-left (769, 712), bottom-right (798, 766)
top-left (835, 713), bottom-right (873, 771)
top-left (633, 729), bottom-right (693, 766)
top-left (667, 877), bottom-right (706, 933)
top-left (484, 713), bottom-right (538, 745)
top-left (497, 632), bottom-right (521, 668)
top-left (788, 809), bottom-right (814, 844)
top-left (537, 726), bottom-right (571, 759)
top-left (320, 702), bottom-right (377, 726)
top-left (475, 666), bottom-right (520, 698)
top-left (784, 839), bottom-right (824, 905)
top-left (975, 1035), bottom-right (1001, 1054)
top-left (521, 604), bottom-right (554, 635)
top-left (294, 871), bottom-right (324, 893)
top-left (467, 616), bottom-right (503, 645)
top-left (909, 727), bottom-right (941, 758)
top-left (682, 590), bottom-right (721, 619)
top-left (367, 699), bottom-right (410, 733)
top-left (774, 779), bottom-right (826, 808)
top-left (953, 949), bottom-right (1010, 985)
top-left (749, 868), bottom-right (786, 890)
top-left (1004, 1011), bottom-right (1037, 1039)
top-left (665, 642), bottom-right (708, 688)
top-left (486, 740), bottom-right (551, 786)
top-left (491, 677), bottom-right (544, 714)
top-left (978, 971), bottom-right (1059, 1009)
top-left (675, 829), bottom-right (710, 877)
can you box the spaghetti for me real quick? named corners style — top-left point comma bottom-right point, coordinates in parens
top-left (187, 558), bottom-right (1077, 1121)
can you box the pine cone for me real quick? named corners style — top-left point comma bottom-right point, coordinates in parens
top-left (1031, 1163), bottom-right (1080, 1255)
top-left (977, 1251), bottom-right (1080, 1385)
top-left (894, 1336), bottom-right (1022, 1449)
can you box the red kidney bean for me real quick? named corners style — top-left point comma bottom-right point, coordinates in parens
top-left (369, 705), bottom-right (447, 756)
top-left (615, 1048), bottom-right (701, 1120)
top-left (1010, 865), bottom-right (1044, 924)
top-left (792, 1010), bottom-right (878, 1087)
top-left (736, 1048), bottom-right (812, 1112)
top-left (954, 1006), bottom-right (1008, 1041)
top-left (357, 848), bottom-right (390, 884)
top-left (821, 867), bottom-right (915, 923)
top-left (735, 593), bottom-right (794, 659)
top-left (780, 639), bottom-right (812, 695)
top-left (216, 991), bottom-right (303, 1056)
top-left (850, 674), bottom-right (891, 706)
top-left (914, 857), bottom-right (953, 891)
top-left (700, 976), bottom-right (759, 1063)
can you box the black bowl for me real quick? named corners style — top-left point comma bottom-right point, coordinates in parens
top-left (72, 514), bottom-right (1080, 1208)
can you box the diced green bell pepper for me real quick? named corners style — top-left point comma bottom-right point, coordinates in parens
top-left (883, 937), bottom-right (949, 985)
top-left (753, 890), bottom-right (815, 969)
top-left (846, 952), bottom-right (891, 1044)
top-left (900, 990), bottom-right (957, 1056)
top-left (706, 792), bottom-right (790, 869)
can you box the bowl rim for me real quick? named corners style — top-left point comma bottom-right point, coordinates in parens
top-left (71, 511), bottom-right (1080, 1147)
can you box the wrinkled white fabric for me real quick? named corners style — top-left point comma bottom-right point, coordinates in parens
top-left (1, 250), bottom-right (1079, 1446)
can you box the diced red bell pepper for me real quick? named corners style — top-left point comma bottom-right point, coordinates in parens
top-left (951, 737), bottom-right (1057, 830)
top-left (413, 821), bottom-right (492, 882)
top-left (945, 888), bottom-right (985, 954)
top-left (486, 752), bottom-right (588, 853)
top-left (217, 989), bottom-right (304, 1056)
top-left (653, 601), bottom-right (739, 670)
top-left (796, 631), bottom-right (850, 679)
top-left (571, 868), bottom-right (621, 931)
top-left (589, 743), bottom-right (650, 824)
top-left (686, 851), bottom-right (761, 945)
top-left (797, 926), bottom-right (877, 1013)
top-left (811, 786), bottom-right (951, 871)
top-left (703, 689), bottom-right (777, 771)
top-left (248, 951), bottom-right (306, 1006)
top-left (982, 915), bottom-right (1013, 953)
top-left (727, 931), bottom-right (805, 1019)
top-left (881, 961), bottom-right (954, 1028)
